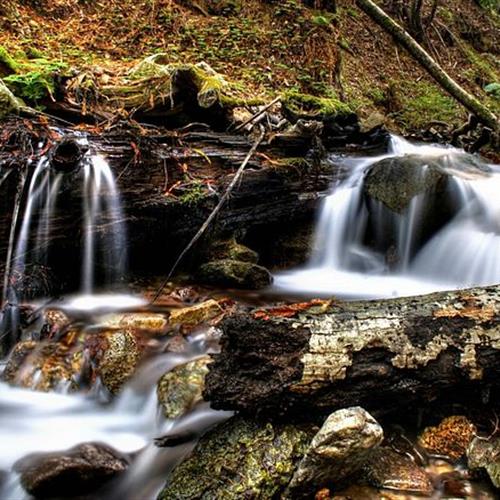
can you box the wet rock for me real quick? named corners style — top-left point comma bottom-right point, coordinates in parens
top-left (2, 339), bottom-right (83, 391)
top-left (364, 155), bottom-right (450, 214)
top-left (88, 330), bottom-right (142, 394)
top-left (197, 259), bottom-right (272, 289)
top-left (418, 415), bottom-right (477, 461)
top-left (158, 416), bottom-right (314, 499)
top-left (15, 443), bottom-right (129, 498)
top-left (468, 436), bottom-right (500, 488)
top-left (157, 356), bottom-right (210, 419)
top-left (285, 407), bottom-right (383, 498)
top-left (362, 447), bottom-right (433, 495)
top-left (101, 312), bottom-right (167, 332)
top-left (169, 299), bottom-right (223, 327)
top-left (207, 238), bottom-right (258, 263)
top-left (0, 78), bottom-right (20, 119)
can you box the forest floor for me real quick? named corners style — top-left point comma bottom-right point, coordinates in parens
top-left (0, 0), bottom-right (498, 135)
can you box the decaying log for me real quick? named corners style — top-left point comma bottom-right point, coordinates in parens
top-left (356, 0), bottom-right (499, 131)
top-left (204, 286), bottom-right (500, 417)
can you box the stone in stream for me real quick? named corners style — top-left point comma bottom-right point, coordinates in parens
top-left (468, 436), bottom-right (500, 489)
top-left (206, 238), bottom-right (259, 264)
top-left (168, 299), bottom-right (224, 327)
top-left (418, 415), bottom-right (477, 461)
top-left (157, 356), bottom-right (211, 419)
top-left (361, 447), bottom-right (433, 495)
top-left (158, 416), bottom-right (315, 499)
top-left (197, 258), bottom-right (272, 289)
top-left (15, 443), bottom-right (129, 498)
top-left (284, 407), bottom-right (384, 498)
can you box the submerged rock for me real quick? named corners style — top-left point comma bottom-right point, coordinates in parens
top-left (158, 416), bottom-right (314, 499)
top-left (15, 443), bottom-right (129, 498)
top-left (157, 356), bottom-right (211, 419)
top-left (468, 436), bottom-right (500, 489)
top-left (418, 415), bottom-right (477, 461)
top-left (362, 447), bottom-right (433, 495)
top-left (197, 259), bottom-right (272, 289)
top-left (285, 407), bottom-right (383, 498)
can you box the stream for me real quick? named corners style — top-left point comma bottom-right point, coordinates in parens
top-left (0, 133), bottom-right (498, 499)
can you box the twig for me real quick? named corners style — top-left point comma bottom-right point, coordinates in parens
top-left (151, 129), bottom-right (266, 303)
top-left (233, 97), bottom-right (281, 132)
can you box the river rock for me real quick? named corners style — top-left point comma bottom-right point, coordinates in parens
top-left (15, 443), bottom-right (129, 498)
top-left (418, 415), bottom-right (477, 461)
top-left (364, 155), bottom-right (450, 214)
top-left (0, 78), bottom-right (20, 119)
top-left (158, 416), bottom-right (314, 499)
top-left (362, 447), bottom-right (433, 495)
top-left (100, 312), bottom-right (167, 332)
top-left (168, 299), bottom-right (223, 327)
top-left (197, 259), bottom-right (272, 289)
top-left (157, 356), bottom-right (211, 419)
top-left (285, 407), bottom-right (384, 498)
top-left (468, 436), bottom-right (500, 489)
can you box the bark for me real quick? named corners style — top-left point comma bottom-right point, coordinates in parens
top-left (204, 285), bottom-right (500, 417)
top-left (356, 0), bottom-right (499, 131)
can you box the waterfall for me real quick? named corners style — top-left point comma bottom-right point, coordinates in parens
top-left (2, 140), bottom-right (128, 303)
top-left (274, 136), bottom-right (500, 299)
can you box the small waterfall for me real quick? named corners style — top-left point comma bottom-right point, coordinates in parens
top-left (0, 328), bottom-right (231, 500)
top-left (275, 136), bottom-right (500, 299)
top-left (2, 140), bottom-right (128, 303)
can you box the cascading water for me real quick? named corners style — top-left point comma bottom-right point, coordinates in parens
top-left (0, 324), bottom-right (231, 500)
top-left (274, 136), bottom-right (500, 299)
top-left (2, 139), bottom-right (128, 303)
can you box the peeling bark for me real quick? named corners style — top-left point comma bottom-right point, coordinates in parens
top-left (204, 286), bottom-right (500, 417)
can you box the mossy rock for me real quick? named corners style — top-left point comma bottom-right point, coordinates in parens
top-left (283, 89), bottom-right (352, 120)
top-left (208, 238), bottom-right (259, 263)
top-left (0, 78), bottom-right (20, 119)
top-left (158, 416), bottom-right (314, 499)
top-left (157, 356), bottom-right (210, 419)
top-left (197, 259), bottom-right (272, 289)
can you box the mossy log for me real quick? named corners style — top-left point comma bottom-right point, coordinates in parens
top-left (204, 286), bottom-right (500, 417)
top-left (356, 0), bottom-right (498, 131)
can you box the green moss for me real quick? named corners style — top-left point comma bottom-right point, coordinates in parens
top-left (177, 181), bottom-right (207, 205)
top-left (283, 89), bottom-right (352, 117)
top-left (0, 46), bottom-right (20, 74)
top-left (158, 416), bottom-right (314, 499)
top-left (394, 80), bottom-right (464, 130)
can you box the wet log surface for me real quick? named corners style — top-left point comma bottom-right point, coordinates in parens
top-left (204, 286), bottom-right (500, 418)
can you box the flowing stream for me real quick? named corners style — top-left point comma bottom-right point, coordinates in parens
top-left (274, 136), bottom-right (500, 299)
top-left (0, 134), bottom-right (499, 498)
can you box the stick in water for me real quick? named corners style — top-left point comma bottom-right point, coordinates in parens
top-left (151, 129), bottom-right (266, 303)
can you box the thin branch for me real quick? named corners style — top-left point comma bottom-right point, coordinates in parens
top-left (151, 130), bottom-right (266, 303)
top-left (233, 97), bottom-right (281, 132)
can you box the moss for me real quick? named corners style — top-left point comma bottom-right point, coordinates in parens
top-left (0, 46), bottom-right (20, 75)
top-left (158, 416), bottom-right (314, 500)
top-left (177, 181), bottom-right (207, 205)
top-left (393, 80), bottom-right (464, 130)
top-left (283, 89), bottom-right (352, 118)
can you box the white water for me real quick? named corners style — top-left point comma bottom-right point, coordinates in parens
top-left (2, 141), bottom-right (127, 303)
top-left (275, 136), bottom-right (500, 299)
top-left (0, 326), bottom-right (231, 500)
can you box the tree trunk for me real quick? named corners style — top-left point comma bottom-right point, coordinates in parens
top-left (356, 0), bottom-right (498, 131)
top-left (204, 285), bottom-right (500, 417)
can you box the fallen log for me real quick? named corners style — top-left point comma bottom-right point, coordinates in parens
top-left (204, 286), bottom-right (500, 417)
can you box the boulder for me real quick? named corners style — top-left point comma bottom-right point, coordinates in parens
top-left (158, 416), bottom-right (314, 499)
top-left (285, 407), bottom-right (384, 498)
top-left (157, 356), bottom-right (211, 419)
top-left (364, 155), bottom-right (450, 214)
top-left (15, 443), bottom-right (129, 498)
top-left (168, 299), bottom-right (223, 327)
top-left (197, 259), bottom-right (272, 289)
top-left (207, 238), bottom-right (258, 264)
